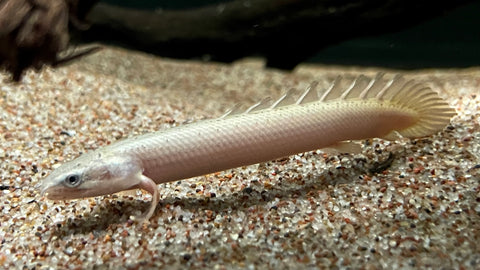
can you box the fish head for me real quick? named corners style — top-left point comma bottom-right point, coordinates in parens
top-left (40, 150), bottom-right (142, 200)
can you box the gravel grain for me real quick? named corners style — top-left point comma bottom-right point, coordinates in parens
top-left (0, 47), bottom-right (479, 269)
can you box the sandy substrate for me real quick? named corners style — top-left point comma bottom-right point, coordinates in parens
top-left (0, 46), bottom-right (479, 269)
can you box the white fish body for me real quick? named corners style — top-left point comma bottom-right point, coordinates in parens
top-left (41, 74), bottom-right (455, 220)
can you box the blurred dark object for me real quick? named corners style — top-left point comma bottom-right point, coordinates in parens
top-left (0, 0), bottom-right (98, 81)
top-left (79, 0), bottom-right (476, 69)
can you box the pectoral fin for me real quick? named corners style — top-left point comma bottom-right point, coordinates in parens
top-left (137, 174), bottom-right (159, 221)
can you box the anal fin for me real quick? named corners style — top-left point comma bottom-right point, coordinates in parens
top-left (322, 140), bottom-right (363, 155)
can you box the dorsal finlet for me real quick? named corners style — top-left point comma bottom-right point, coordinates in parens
top-left (296, 81), bottom-right (319, 105)
top-left (270, 88), bottom-right (296, 109)
top-left (244, 97), bottom-right (272, 113)
top-left (220, 103), bottom-right (242, 118)
top-left (319, 76), bottom-right (342, 102)
top-left (376, 74), bottom-right (405, 100)
top-left (358, 73), bottom-right (384, 99)
top-left (340, 75), bottom-right (370, 100)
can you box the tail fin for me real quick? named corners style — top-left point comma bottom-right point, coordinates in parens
top-left (360, 74), bottom-right (455, 138)
top-left (314, 73), bottom-right (455, 139)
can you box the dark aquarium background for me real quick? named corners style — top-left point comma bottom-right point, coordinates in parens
top-left (76, 0), bottom-right (480, 69)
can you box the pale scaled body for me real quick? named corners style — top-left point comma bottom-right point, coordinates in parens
top-left (41, 74), bottom-right (456, 220)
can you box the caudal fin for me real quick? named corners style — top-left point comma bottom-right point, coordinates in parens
top-left (370, 75), bottom-right (455, 138)
top-left (315, 73), bottom-right (456, 139)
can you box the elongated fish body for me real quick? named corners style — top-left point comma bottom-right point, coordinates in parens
top-left (40, 74), bottom-right (456, 220)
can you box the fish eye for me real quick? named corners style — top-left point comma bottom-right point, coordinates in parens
top-left (64, 174), bottom-right (81, 188)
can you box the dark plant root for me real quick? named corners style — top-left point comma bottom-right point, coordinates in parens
top-left (0, 0), bottom-right (99, 81)
top-left (368, 152), bottom-right (395, 175)
top-left (53, 45), bottom-right (102, 67)
top-left (80, 0), bottom-right (474, 70)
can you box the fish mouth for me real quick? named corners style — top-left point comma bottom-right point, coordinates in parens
top-left (39, 174), bottom-right (64, 199)
top-left (40, 186), bottom-right (70, 200)
top-left (39, 180), bottom-right (68, 199)
top-left (39, 181), bottom-right (51, 197)
top-left (39, 184), bottom-right (93, 200)
top-left (40, 185), bottom-right (56, 199)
